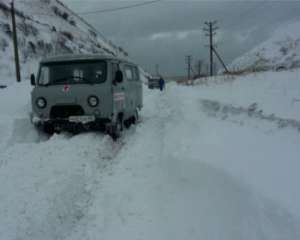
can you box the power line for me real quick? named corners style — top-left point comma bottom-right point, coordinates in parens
top-left (77, 0), bottom-right (163, 15)
top-left (196, 60), bottom-right (202, 77)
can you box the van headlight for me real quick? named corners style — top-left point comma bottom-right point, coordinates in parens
top-left (36, 97), bottom-right (47, 109)
top-left (88, 96), bottom-right (99, 107)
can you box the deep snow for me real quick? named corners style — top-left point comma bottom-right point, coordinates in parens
top-left (0, 70), bottom-right (300, 239)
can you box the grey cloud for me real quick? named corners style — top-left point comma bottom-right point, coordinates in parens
top-left (62, 0), bottom-right (300, 75)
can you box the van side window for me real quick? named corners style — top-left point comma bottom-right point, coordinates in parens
top-left (39, 66), bottom-right (50, 85)
top-left (132, 67), bottom-right (139, 81)
top-left (73, 69), bottom-right (84, 82)
top-left (125, 65), bottom-right (133, 81)
top-left (111, 63), bottom-right (119, 82)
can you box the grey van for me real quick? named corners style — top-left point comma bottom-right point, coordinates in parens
top-left (30, 54), bottom-right (143, 139)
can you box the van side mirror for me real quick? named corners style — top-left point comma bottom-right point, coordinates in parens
top-left (115, 70), bottom-right (123, 84)
top-left (30, 74), bottom-right (36, 86)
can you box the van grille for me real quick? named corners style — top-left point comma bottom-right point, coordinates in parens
top-left (50, 105), bottom-right (84, 119)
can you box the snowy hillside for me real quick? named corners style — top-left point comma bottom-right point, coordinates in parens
top-left (230, 21), bottom-right (300, 72)
top-left (1, 70), bottom-right (300, 239)
top-left (0, 0), bottom-right (127, 85)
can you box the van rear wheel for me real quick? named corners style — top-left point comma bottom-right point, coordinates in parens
top-left (111, 118), bottom-right (123, 141)
top-left (133, 109), bottom-right (139, 124)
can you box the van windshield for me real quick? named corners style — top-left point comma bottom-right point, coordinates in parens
top-left (38, 60), bottom-right (107, 86)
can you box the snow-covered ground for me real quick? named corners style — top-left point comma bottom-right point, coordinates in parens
top-left (0, 70), bottom-right (300, 240)
top-left (195, 70), bottom-right (300, 120)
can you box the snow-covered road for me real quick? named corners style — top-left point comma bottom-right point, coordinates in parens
top-left (1, 71), bottom-right (300, 239)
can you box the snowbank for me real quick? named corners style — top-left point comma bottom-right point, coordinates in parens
top-left (194, 70), bottom-right (300, 121)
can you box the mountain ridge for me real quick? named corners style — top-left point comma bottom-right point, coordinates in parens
top-left (230, 21), bottom-right (300, 73)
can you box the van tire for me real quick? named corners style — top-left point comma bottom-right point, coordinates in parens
top-left (124, 119), bottom-right (131, 129)
top-left (111, 117), bottom-right (123, 141)
top-left (43, 123), bottom-right (54, 135)
top-left (133, 109), bottom-right (139, 124)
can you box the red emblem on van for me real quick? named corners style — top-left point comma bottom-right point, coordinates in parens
top-left (63, 85), bottom-right (70, 93)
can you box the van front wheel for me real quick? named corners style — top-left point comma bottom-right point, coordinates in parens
top-left (43, 122), bottom-right (55, 135)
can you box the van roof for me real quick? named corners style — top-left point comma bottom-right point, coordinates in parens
top-left (41, 54), bottom-right (134, 65)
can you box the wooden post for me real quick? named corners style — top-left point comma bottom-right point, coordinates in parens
top-left (11, 0), bottom-right (21, 82)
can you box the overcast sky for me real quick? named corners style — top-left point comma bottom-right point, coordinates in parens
top-left (61, 0), bottom-right (300, 76)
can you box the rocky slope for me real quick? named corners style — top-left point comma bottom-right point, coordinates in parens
top-left (0, 0), bottom-right (127, 84)
top-left (230, 21), bottom-right (300, 73)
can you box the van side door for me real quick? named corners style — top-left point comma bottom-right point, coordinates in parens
top-left (132, 66), bottom-right (143, 109)
top-left (123, 64), bottom-right (137, 116)
top-left (111, 62), bottom-right (126, 122)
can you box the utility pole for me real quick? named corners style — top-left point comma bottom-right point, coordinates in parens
top-left (155, 64), bottom-right (159, 76)
top-left (185, 55), bottom-right (192, 80)
top-left (203, 21), bottom-right (229, 75)
top-left (206, 63), bottom-right (209, 76)
top-left (11, 0), bottom-right (21, 82)
top-left (204, 21), bottom-right (218, 77)
top-left (197, 60), bottom-right (202, 76)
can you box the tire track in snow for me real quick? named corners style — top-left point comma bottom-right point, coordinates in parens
top-left (0, 83), bottom-right (129, 239)
top-left (200, 98), bottom-right (300, 131)
top-left (156, 86), bottom-right (300, 240)
top-left (63, 90), bottom-right (171, 240)
top-left (0, 131), bottom-right (125, 240)
top-left (65, 86), bottom-right (300, 240)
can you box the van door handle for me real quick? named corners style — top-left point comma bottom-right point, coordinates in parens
top-left (121, 87), bottom-right (125, 90)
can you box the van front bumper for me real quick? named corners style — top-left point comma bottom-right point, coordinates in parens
top-left (30, 113), bottom-right (109, 131)
top-left (30, 113), bottom-right (46, 125)
top-left (31, 113), bottom-right (96, 124)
